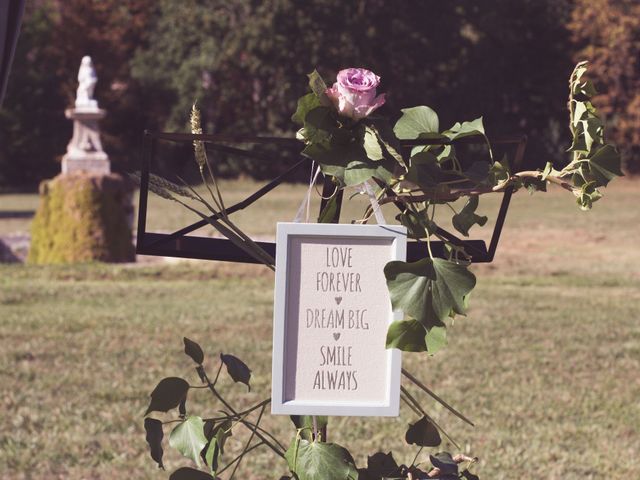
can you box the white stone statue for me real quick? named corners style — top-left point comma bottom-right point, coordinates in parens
top-left (75, 56), bottom-right (98, 109)
top-left (63, 56), bottom-right (109, 174)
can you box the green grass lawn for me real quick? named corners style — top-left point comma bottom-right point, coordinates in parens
top-left (1, 179), bottom-right (639, 479)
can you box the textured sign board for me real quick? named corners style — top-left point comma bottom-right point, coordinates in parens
top-left (271, 223), bottom-right (406, 416)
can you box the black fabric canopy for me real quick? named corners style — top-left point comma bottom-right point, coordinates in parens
top-left (0, 0), bottom-right (25, 106)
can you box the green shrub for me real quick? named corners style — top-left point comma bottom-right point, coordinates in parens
top-left (28, 173), bottom-right (135, 264)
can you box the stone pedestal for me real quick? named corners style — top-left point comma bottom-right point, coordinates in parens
top-left (61, 107), bottom-right (110, 175)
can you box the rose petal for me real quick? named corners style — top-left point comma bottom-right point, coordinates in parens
top-left (337, 68), bottom-right (380, 92)
top-left (337, 94), bottom-right (356, 118)
top-left (352, 93), bottom-right (386, 120)
top-left (326, 84), bottom-right (340, 109)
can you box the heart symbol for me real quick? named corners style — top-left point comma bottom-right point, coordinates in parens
top-left (333, 333), bottom-right (341, 341)
top-left (335, 297), bottom-right (343, 305)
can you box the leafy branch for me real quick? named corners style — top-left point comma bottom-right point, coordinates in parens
top-left (144, 339), bottom-right (479, 479)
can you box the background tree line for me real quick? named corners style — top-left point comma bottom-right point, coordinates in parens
top-left (0, 0), bottom-right (637, 189)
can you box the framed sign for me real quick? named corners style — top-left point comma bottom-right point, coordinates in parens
top-left (271, 222), bottom-right (407, 416)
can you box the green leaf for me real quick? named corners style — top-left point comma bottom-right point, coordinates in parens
top-left (572, 101), bottom-right (588, 127)
top-left (461, 470), bottom-right (481, 480)
top-left (405, 151), bottom-right (443, 188)
top-left (365, 452), bottom-right (400, 477)
top-left (444, 117), bottom-right (492, 159)
top-left (581, 117), bottom-right (602, 152)
top-left (301, 107), bottom-right (336, 145)
top-left (396, 210), bottom-right (437, 240)
top-left (488, 156), bottom-right (510, 185)
top-left (575, 180), bottom-right (602, 211)
top-left (292, 93), bottom-right (322, 126)
top-left (429, 452), bottom-right (459, 475)
top-left (307, 70), bottom-right (329, 101)
top-left (344, 158), bottom-right (394, 186)
top-left (405, 416), bottom-right (442, 447)
top-left (451, 196), bottom-right (488, 237)
top-left (384, 258), bottom-right (476, 328)
top-left (588, 144), bottom-right (623, 187)
top-left (212, 419), bottom-right (232, 455)
top-left (169, 467), bottom-right (213, 480)
top-left (220, 353), bottom-right (252, 391)
top-left (393, 106), bottom-right (439, 140)
top-left (145, 377), bottom-right (190, 416)
top-left (203, 437), bottom-right (219, 475)
top-left (201, 437), bottom-right (222, 477)
top-left (183, 337), bottom-right (204, 365)
top-left (304, 134), bottom-right (395, 187)
top-left (425, 325), bottom-right (447, 354)
top-left (290, 416), bottom-right (329, 441)
top-left (318, 194), bottom-right (339, 223)
top-left (575, 80), bottom-right (598, 97)
top-left (201, 418), bottom-right (232, 472)
top-left (285, 439), bottom-right (358, 480)
top-left (144, 418), bottom-right (164, 469)
top-left (385, 319), bottom-right (427, 352)
top-left (363, 126), bottom-right (384, 161)
top-left (443, 117), bottom-right (485, 141)
top-left (169, 416), bottom-right (208, 468)
top-left (463, 161), bottom-right (490, 184)
top-left (371, 121), bottom-right (407, 168)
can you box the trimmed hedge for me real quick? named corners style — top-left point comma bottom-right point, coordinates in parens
top-left (28, 173), bottom-right (135, 264)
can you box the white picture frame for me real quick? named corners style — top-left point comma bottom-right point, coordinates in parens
top-left (271, 222), bottom-right (407, 417)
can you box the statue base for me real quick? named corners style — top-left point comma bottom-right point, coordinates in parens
top-left (62, 108), bottom-right (111, 175)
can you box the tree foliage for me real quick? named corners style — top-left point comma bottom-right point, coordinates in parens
top-left (2, 0), bottom-right (636, 187)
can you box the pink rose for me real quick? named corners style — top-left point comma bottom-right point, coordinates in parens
top-left (326, 68), bottom-right (386, 120)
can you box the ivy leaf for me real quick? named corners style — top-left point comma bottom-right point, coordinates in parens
top-left (301, 107), bottom-right (336, 145)
top-left (463, 161), bottom-right (490, 184)
top-left (460, 470), bottom-right (481, 480)
top-left (425, 325), bottom-right (447, 354)
top-left (405, 151), bottom-right (445, 188)
top-left (201, 418), bottom-right (232, 473)
top-left (292, 93), bottom-right (322, 126)
top-left (488, 156), bottom-right (510, 186)
top-left (452, 196), bottom-right (488, 237)
top-left (443, 117), bottom-right (485, 141)
top-left (575, 180), bottom-right (602, 211)
top-left (430, 452), bottom-right (459, 476)
top-left (572, 101), bottom-right (588, 126)
top-left (386, 319), bottom-right (427, 352)
top-left (405, 416), bottom-right (442, 447)
top-left (290, 416), bottom-right (329, 441)
top-left (396, 210), bottom-right (437, 240)
top-left (145, 377), bottom-right (190, 416)
top-left (169, 467), bottom-right (213, 480)
top-left (384, 258), bottom-right (476, 329)
top-left (318, 194), bottom-right (339, 223)
top-left (363, 126), bottom-right (384, 161)
top-left (304, 137), bottom-right (395, 187)
top-left (393, 106), bottom-right (439, 140)
top-left (307, 70), bottom-right (330, 104)
top-left (203, 436), bottom-right (220, 475)
top-left (343, 158), bottom-right (395, 186)
top-left (183, 337), bottom-right (204, 365)
top-left (581, 117), bottom-right (602, 152)
top-left (285, 439), bottom-right (358, 480)
top-left (220, 353), bottom-right (252, 391)
top-left (372, 122), bottom-right (407, 169)
top-left (587, 144), bottom-right (623, 187)
top-left (360, 451), bottom-right (401, 479)
top-left (144, 418), bottom-right (164, 469)
top-left (169, 416), bottom-right (208, 468)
